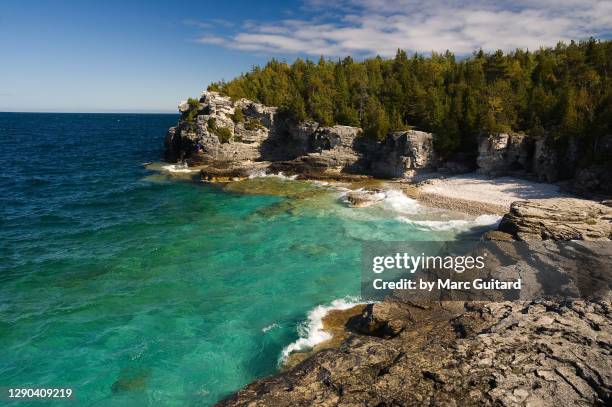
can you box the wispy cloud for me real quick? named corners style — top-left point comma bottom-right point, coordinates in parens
top-left (183, 18), bottom-right (235, 30)
top-left (192, 0), bottom-right (612, 57)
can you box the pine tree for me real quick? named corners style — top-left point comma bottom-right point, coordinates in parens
top-left (206, 40), bottom-right (611, 157)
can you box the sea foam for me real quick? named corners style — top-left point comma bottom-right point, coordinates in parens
top-left (279, 297), bottom-right (363, 364)
top-left (382, 189), bottom-right (420, 214)
top-left (397, 214), bottom-right (502, 231)
top-left (161, 164), bottom-right (199, 173)
top-left (248, 169), bottom-right (298, 180)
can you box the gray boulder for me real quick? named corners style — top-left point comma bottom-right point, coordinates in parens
top-left (371, 130), bottom-right (436, 178)
top-left (477, 132), bottom-right (532, 176)
top-left (498, 198), bottom-right (612, 241)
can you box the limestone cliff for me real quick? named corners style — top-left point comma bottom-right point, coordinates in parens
top-left (165, 91), bottom-right (436, 180)
top-left (476, 132), bottom-right (612, 196)
top-left (165, 91), bottom-right (610, 196)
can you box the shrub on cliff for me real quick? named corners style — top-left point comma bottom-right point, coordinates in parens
top-left (215, 127), bottom-right (232, 143)
top-left (244, 118), bottom-right (264, 131)
top-left (207, 118), bottom-right (233, 143)
top-left (230, 107), bottom-right (244, 123)
top-left (182, 97), bottom-right (200, 125)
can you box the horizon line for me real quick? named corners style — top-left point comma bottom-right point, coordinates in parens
top-left (0, 110), bottom-right (179, 114)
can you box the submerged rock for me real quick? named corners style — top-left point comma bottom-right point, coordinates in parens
top-left (111, 368), bottom-right (151, 393)
top-left (345, 190), bottom-right (384, 208)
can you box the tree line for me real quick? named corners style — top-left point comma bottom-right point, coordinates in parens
top-left (208, 39), bottom-right (611, 158)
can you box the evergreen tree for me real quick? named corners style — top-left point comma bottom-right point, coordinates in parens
top-left (206, 39), bottom-right (612, 157)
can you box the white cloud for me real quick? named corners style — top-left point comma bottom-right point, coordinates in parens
top-left (195, 0), bottom-right (612, 57)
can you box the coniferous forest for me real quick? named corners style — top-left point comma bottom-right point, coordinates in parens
top-left (208, 39), bottom-right (611, 160)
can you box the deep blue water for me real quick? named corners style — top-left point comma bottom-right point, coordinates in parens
top-left (0, 113), bottom-right (492, 406)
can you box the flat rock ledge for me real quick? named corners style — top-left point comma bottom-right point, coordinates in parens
top-left (217, 198), bottom-right (612, 407)
top-left (498, 198), bottom-right (612, 241)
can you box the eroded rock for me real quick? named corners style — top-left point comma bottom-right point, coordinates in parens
top-left (498, 198), bottom-right (612, 241)
top-left (477, 132), bottom-right (533, 176)
top-left (344, 190), bottom-right (384, 208)
top-left (165, 91), bottom-right (437, 180)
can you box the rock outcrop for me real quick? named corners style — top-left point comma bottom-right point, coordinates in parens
top-left (498, 198), bottom-right (612, 241)
top-left (165, 92), bottom-right (277, 164)
top-left (571, 165), bottom-right (612, 197)
top-left (218, 297), bottom-right (611, 407)
top-left (165, 91), bottom-right (436, 180)
top-left (370, 130), bottom-right (437, 178)
top-left (345, 190), bottom-right (384, 208)
top-left (216, 198), bottom-right (611, 407)
top-left (475, 133), bottom-right (611, 196)
top-left (477, 132), bottom-right (533, 176)
top-left (166, 91), bottom-right (609, 194)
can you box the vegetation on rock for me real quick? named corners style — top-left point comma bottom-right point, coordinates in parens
top-left (208, 39), bottom-right (611, 158)
top-left (207, 117), bottom-right (233, 143)
top-left (244, 117), bottom-right (264, 131)
top-left (182, 97), bottom-right (200, 128)
top-left (230, 107), bottom-right (244, 123)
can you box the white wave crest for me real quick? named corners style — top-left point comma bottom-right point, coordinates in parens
top-left (397, 214), bottom-right (501, 231)
top-left (382, 189), bottom-right (420, 214)
top-left (248, 169), bottom-right (298, 180)
top-left (262, 323), bottom-right (279, 333)
top-left (161, 164), bottom-right (199, 173)
top-left (279, 297), bottom-right (363, 364)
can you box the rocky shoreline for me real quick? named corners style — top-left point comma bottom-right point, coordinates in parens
top-left (165, 91), bottom-right (611, 199)
top-left (216, 199), bottom-right (611, 407)
top-left (163, 91), bottom-right (611, 406)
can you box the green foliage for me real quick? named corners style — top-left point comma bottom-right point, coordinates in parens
top-left (209, 39), bottom-right (611, 155)
top-left (231, 107), bottom-right (245, 123)
top-left (183, 97), bottom-right (200, 124)
top-left (207, 117), bottom-right (232, 143)
top-left (244, 118), bottom-right (264, 130)
top-left (363, 97), bottom-right (390, 141)
top-left (187, 98), bottom-right (199, 109)
top-left (215, 127), bottom-right (233, 143)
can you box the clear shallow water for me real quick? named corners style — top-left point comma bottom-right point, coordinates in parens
top-left (0, 113), bottom-right (496, 406)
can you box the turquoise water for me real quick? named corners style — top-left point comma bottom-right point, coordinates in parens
top-left (0, 113), bottom-right (494, 406)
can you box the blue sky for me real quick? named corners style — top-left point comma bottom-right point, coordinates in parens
top-left (1, 0), bottom-right (610, 113)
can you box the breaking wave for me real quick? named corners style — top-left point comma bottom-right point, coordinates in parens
top-left (248, 169), bottom-right (298, 180)
top-left (160, 163), bottom-right (199, 173)
top-left (279, 297), bottom-right (363, 364)
top-left (397, 214), bottom-right (502, 231)
top-left (381, 189), bottom-right (420, 214)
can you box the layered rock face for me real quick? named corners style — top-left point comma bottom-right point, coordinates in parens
top-left (370, 130), bottom-right (436, 178)
top-left (268, 123), bottom-right (367, 177)
top-left (165, 91), bottom-right (436, 179)
top-left (219, 299), bottom-right (611, 407)
top-left (165, 93), bottom-right (277, 164)
top-left (217, 198), bottom-right (612, 407)
top-left (477, 132), bottom-right (533, 177)
top-left (476, 132), bottom-right (611, 195)
top-left (498, 198), bottom-right (612, 241)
